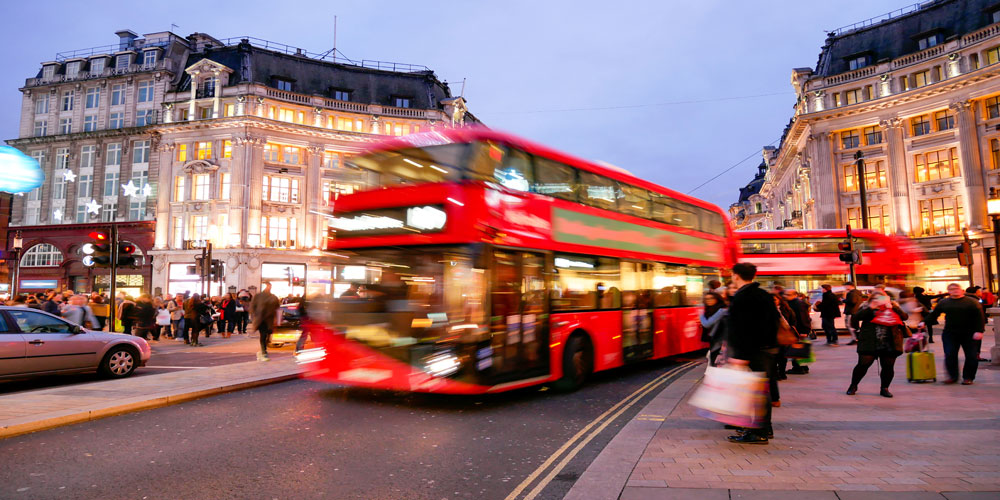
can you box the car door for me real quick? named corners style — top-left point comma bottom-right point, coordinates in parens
top-left (0, 313), bottom-right (27, 376)
top-left (7, 309), bottom-right (100, 372)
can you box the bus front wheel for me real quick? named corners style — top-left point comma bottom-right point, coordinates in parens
top-left (555, 334), bottom-right (592, 392)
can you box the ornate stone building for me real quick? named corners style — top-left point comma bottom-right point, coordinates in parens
top-left (7, 30), bottom-right (474, 297)
top-left (734, 0), bottom-right (1000, 289)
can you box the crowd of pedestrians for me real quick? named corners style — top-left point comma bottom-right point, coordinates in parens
top-left (700, 264), bottom-right (992, 446)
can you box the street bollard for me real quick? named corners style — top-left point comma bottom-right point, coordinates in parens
top-left (988, 307), bottom-right (1000, 365)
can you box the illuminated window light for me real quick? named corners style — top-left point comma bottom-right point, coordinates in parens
top-left (447, 197), bottom-right (464, 206)
top-left (403, 158), bottom-right (424, 168)
top-left (428, 164), bottom-right (447, 174)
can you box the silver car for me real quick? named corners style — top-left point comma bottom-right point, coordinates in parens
top-left (0, 306), bottom-right (151, 379)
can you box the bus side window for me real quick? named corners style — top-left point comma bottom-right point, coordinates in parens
top-left (532, 156), bottom-right (578, 202)
top-left (495, 147), bottom-right (533, 191)
top-left (552, 255), bottom-right (620, 310)
top-left (652, 263), bottom-right (686, 307)
top-left (654, 198), bottom-right (697, 230)
top-left (619, 184), bottom-right (651, 219)
top-left (578, 171), bottom-right (620, 212)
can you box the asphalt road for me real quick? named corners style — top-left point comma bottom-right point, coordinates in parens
top-left (0, 334), bottom-right (292, 395)
top-left (0, 356), bottom-right (698, 500)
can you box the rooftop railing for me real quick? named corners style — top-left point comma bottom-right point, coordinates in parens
top-left (54, 36), bottom-right (173, 62)
top-left (215, 36), bottom-right (431, 73)
top-left (827, 1), bottom-right (942, 38)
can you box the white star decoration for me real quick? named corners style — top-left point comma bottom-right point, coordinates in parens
top-left (52, 208), bottom-right (63, 221)
top-left (62, 170), bottom-right (76, 182)
top-left (85, 199), bottom-right (100, 215)
top-left (141, 184), bottom-right (152, 198)
top-left (121, 180), bottom-right (139, 198)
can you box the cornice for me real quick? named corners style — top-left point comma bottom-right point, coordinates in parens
top-left (7, 126), bottom-right (158, 147)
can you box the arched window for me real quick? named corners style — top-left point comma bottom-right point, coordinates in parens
top-left (21, 244), bottom-right (64, 267)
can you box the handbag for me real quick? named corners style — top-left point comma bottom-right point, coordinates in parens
top-left (777, 316), bottom-right (797, 345)
top-left (786, 339), bottom-right (812, 359)
top-left (689, 365), bottom-right (768, 428)
top-left (198, 312), bottom-right (213, 325)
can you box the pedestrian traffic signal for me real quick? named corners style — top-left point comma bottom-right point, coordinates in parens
top-left (956, 242), bottom-right (974, 266)
top-left (82, 231), bottom-right (112, 267)
top-left (838, 239), bottom-right (861, 264)
top-left (117, 242), bottom-right (137, 267)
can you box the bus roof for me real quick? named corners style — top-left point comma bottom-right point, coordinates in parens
top-left (737, 229), bottom-right (907, 247)
top-left (359, 126), bottom-right (730, 220)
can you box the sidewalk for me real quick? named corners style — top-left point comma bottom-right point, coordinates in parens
top-left (568, 334), bottom-right (999, 499)
top-left (0, 356), bottom-right (302, 439)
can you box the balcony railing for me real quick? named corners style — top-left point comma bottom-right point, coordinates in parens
top-left (26, 60), bottom-right (174, 87)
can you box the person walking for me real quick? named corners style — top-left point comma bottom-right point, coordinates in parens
top-left (770, 293), bottom-right (796, 407)
top-left (117, 296), bottom-right (136, 335)
top-left (815, 284), bottom-right (842, 345)
top-left (847, 293), bottom-right (908, 398)
top-left (967, 287), bottom-right (991, 362)
top-left (132, 294), bottom-right (157, 340)
top-left (237, 289), bottom-right (252, 334)
top-left (41, 292), bottom-right (63, 317)
top-left (913, 287), bottom-right (937, 343)
top-left (183, 294), bottom-right (212, 347)
top-left (921, 283), bottom-right (985, 385)
top-left (220, 292), bottom-right (238, 338)
top-left (62, 294), bottom-right (100, 329)
top-left (843, 282), bottom-right (863, 346)
top-left (250, 282), bottom-right (280, 361)
top-left (699, 291), bottom-right (727, 366)
top-left (155, 296), bottom-right (172, 339)
top-left (726, 262), bottom-right (779, 445)
top-left (783, 288), bottom-right (811, 374)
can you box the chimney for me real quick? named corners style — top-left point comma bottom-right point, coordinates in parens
top-left (115, 29), bottom-right (139, 51)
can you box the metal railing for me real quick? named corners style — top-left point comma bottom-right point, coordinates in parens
top-left (54, 36), bottom-right (173, 62)
top-left (827, 2), bottom-right (941, 37)
top-left (216, 36), bottom-right (431, 73)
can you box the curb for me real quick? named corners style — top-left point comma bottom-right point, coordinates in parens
top-left (0, 370), bottom-right (301, 439)
top-left (563, 361), bottom-right (705, 500)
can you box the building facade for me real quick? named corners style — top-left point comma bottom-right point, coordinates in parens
top-left (734, 0), bottom-right (1000, 290)
top-left (7, 30), bottom-right (473, 298)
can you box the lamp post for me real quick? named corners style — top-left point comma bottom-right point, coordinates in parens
top-left (987, 187), bottom-right (1000, 294)
top-left (11, 230), bottom-right (23, 297)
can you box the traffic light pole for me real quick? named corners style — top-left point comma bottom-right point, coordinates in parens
top-left (109, 224), bottom-right (118, 332)
top-left (846, 224), bottom-right (857, 284)
top-left (963, 228), bottom-right (975, 287)
top-left (200, 245), bottom-right (208, 297)
top-left (854, 151), bottom-right (869, 230)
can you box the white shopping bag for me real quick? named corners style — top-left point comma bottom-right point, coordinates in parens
top-left (688, 365), bottom-right (768, 428)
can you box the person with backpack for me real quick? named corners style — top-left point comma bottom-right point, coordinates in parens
top-left (847, 292), bottom-right (908, 398)
top-left (62, 294), bottom-right (99, 329)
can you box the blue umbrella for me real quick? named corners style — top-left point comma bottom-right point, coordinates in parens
top-left (0, 145), bottom-right (44, 194)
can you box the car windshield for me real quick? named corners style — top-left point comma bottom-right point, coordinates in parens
top-left (307, 245), bottom-right (487, 363)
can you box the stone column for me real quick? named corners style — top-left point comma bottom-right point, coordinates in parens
top-left (305, 146), bottom-right (323, 249)
top-left (880, 118), bottom-right (913, 235)
top-left (243, 136), bottom-right (264, 247)
top-left (188, 73), bottom-right (198, 120)
top-left (153, 142), bottom-right (175, 249)
top-left (808, 133), bottom-right (838, 228)
top-left (952, 100), bottom-right (986, 229)
top-left (212, 72), bottom-right (221, 118)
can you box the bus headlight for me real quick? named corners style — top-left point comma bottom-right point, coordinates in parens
top-left (422, 350), bottom-right (460, 378)
top-left (295, 347), bottom-right (326, 364)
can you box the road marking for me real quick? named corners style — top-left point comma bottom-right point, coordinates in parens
top-left (503, 362), bottom-right (693, 500)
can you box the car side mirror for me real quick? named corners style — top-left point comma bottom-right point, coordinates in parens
top-left (71, 325), bottom-right (83, 334)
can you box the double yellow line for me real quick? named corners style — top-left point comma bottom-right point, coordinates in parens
top-left (504, 362), bottom-right (695, 500)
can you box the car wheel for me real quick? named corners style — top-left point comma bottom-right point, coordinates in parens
top-left (99, 346), bottom-right (139, 378)
top-left (554, 334), bottom-right (592, 392)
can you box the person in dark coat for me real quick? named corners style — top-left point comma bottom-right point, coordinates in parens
top-left (843, 282), bottom-right (863, 346)
top-left (847, 293), bottom-right (908, 398)
top-left (922, 283), bottom-right (986, 384)
top-left (132, 294), bottom-right (157, 340)
top-left (699, 292), bottom-right (727, 366)
top-left (912, 286), bottom-right (936, 343)
top-left (220, 292), bottom-right (238, 338)
top-left (783, 288), bottom-right (811, 375)
top-left (726, 262), bottom-right (779, 445)
top-left (815, 284), bottom-right (842, 345)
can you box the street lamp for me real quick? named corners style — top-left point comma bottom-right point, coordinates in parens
top-left (987, 187), bottom-right (1000, 293)
top-left (11, 230), bottom-right (23, 297)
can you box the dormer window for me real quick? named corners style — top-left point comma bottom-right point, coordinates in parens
top-left (847, 55), bottom-right (869, 71)
top-left (42, 65), bottom-right (56, 80)
top-left (66, 61), bottom-right (80, 78)
top-left (90, 58), bottom-right (105, 76)
top-left (275, 78), bottom-right (293, 92)
top-left (115, 54), bottom-right (131, 70)
top-left (394, 97), bottom-right (411, 108)
top-left (917, 33), bottom-right (941, 51)
top-left (331, 89), bottom-right (350, 101)
top-left (142, 50), bottom-right (157, 67)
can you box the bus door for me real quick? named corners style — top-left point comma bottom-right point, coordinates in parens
top-left (488, 249), bottom-right (549, 380)
top-left (621, 262), bottom-right (654, 363)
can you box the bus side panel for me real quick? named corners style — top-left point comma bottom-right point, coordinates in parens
top-left (674, 307), bottom-right (708, 355)
top-left (652, 309), bottom-right (671, 359)
top-left (548, 311), bottom-right (624, 374)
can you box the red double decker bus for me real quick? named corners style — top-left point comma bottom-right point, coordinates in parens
top-left (299, 127), bottom-right (737, 394)
top-left (737, 229), bottom-right (920, 293)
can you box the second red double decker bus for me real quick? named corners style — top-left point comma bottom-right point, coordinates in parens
top-left (300, 127), bottom-right (737, 394)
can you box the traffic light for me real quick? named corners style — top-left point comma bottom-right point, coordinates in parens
top-left (838, 239), bottom-right (862, 264)
top-left (82, 231), bottom-right (111, 267)
top-left (956, 242), bottom-right (974, 266)
top-left (117, 242), bottom-right (137, 267)
top-left (209, 259), bottom-right (224, 281)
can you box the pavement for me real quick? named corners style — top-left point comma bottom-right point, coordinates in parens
top-left (566, 334), bottom-right (1000, 499)
top-left (0, 348), bottom-right (302, 439)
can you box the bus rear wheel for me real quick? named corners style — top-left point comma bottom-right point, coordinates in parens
top-left (555, 334), bottom-right (592, 392)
